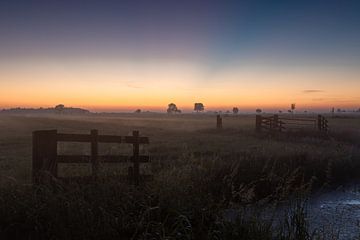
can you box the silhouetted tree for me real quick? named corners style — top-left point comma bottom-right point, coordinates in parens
top-left (194, 103), bottom-right (204, 112)
top-left (167, 103), bottom-right (180, 114)
top-left (232, 107), bottom-right (239, 114)
top-left (279, 110), bottom-right (282, 113)
top-left (134, 109), bottom-right (141, 113)
top-left (55, 104), bottom-right (65, 110)
top-left (55, 104), bottom-right (65, 114)
top-left (255, 109), bottom-right (262, 114)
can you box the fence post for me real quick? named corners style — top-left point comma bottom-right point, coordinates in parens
top-left (216, 114), bottom-right (222, 129)
top-left (91, 129), bottom-right (99, 178)
top-left (32, 130), bottom-right (58, 184)
top-left (256, 115), bottom-right (262, 132)
top-left (132, 130), bottom-right (140, 186)
top-left (317, 115), bottom-right (322, 131)
top-left (273, 114), bottom-right (279, 131)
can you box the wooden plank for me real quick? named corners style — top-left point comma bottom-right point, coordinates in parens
top-left (57, 133), bottom-right (91, 142)
top-left (98, 135), bottom-right (122, 143)
top-left (280, 118), bottom-right (316, 122)
top-left (57, 155), bottom-right (91, 163)
top-left (282, 122), bottom-right (316, 126)
top-left (124, 136), bottom-right (149, 144)
top-left (57, 155), bottom-right (150, 163)
top-left (58, 174), bottom-right (153, 183)
top-left (57, 133), bottom-right (123, 143)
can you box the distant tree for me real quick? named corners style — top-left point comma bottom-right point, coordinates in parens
top-left (255, 109), bottom-right (262, 114)
top-left (55, 104), bottom-right (65, 110)
top-left (279, 110), bottom-right (282, 113)
top-left (167, 103), bottom-right (180, 114)
top-left (357, 108), bottom-right (360, 112)
top-left (288, 110), bottom-right (292, 113)
top-left (232, 107), bottom-right (239, 114)
top-left (194, 103), bottom-right (204, 112)
top-left (134, 109), bottom-right (141, 113)
top-left (337, 108), bottom-right (342, 113)
top-left (55, 104), bottom-right (65, 114)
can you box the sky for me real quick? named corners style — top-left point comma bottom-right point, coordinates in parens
top-left (0, 0), bottom-right (359, 112)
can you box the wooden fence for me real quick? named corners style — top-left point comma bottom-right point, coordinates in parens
top-left (256, 114), bottom-right (328, 132)
top-left (32, 129), bottom-right (150, 185)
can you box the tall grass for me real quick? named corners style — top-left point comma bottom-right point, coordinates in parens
top-left (1, 146), bottom-right (358, 239)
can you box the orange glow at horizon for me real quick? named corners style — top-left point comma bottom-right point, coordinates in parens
top-left (1, 59), bottom-right (359, 112)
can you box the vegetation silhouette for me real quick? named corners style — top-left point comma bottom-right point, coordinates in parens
top-left (167, 103), bottom-right (181, 114)
top-left (194, 103), bottom-right (204, 112)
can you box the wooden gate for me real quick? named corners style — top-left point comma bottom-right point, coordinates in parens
top-left (256, 114), bottom-right (328, 132)
top-left (32, 130), bottom-right (150, 185)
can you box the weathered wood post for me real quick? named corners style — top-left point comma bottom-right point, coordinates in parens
top-left (273, 114), bottom-right (279, 131)
top-left (91, 129), bottom-right (99, 178)
top-left (216, 114), bottom-right (222, 129)
top-left (256, 115), bottom-right (262, 132)
top-left (32, 130), bottom-right (58, 184)
top-left (132, 130), bottom-right (140, 186)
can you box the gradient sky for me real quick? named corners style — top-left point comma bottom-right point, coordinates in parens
top-left (0, 0), bottom-right (359, 112)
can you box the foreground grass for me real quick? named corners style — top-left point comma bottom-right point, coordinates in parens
top-left (0, 177), bottom-right (312, 239)
top-left (0, 114), bottom-right (359, 239)
top-left (1, 145), bottom-right (359, 239)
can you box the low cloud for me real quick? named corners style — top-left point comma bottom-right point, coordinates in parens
top-left (303, 89), bottom-right (324, 93)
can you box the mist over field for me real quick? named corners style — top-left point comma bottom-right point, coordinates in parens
top-left (0, 112), bottom-right (359, 239)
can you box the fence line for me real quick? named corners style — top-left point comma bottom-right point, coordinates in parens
top-left (255, 114), bottom-right (328, 132)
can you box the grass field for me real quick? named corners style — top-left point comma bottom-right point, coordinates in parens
top-left (0, 113), bottom-right (359, 239)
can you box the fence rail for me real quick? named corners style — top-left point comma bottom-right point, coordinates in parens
top-left (32, 129), bottom-right (150, 185)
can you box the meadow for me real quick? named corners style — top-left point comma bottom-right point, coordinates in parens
top-left (0, 113), bottom-right (359, 239)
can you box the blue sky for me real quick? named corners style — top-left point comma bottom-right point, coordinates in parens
top-left (1, 0), bottom-right (359, 61)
